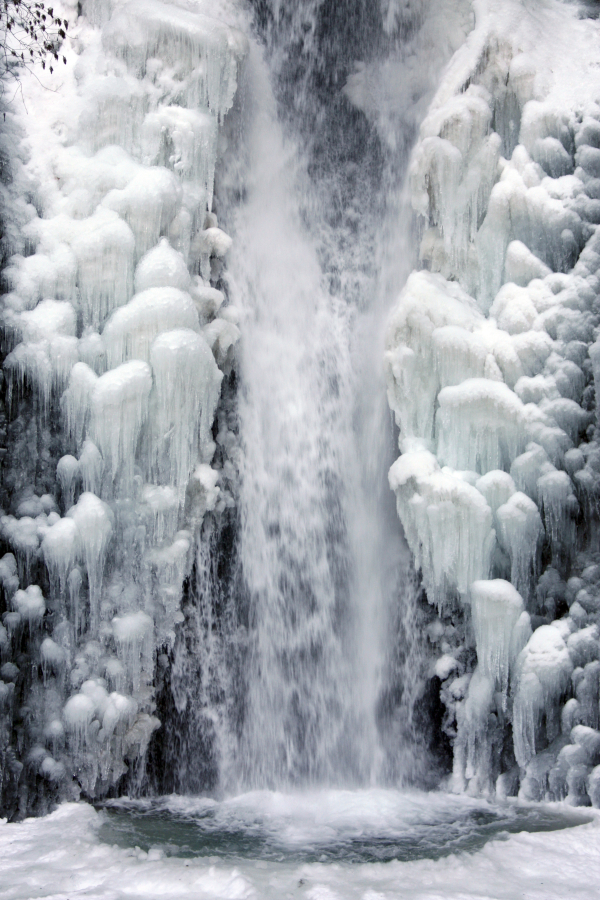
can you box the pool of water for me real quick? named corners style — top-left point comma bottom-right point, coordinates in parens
top-left (96, 788), bottom-right (593, 865)
top-left (2, 792), bottom-right (598, 900)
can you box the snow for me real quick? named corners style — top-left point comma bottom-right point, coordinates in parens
top-left (0, 796), bottom-right (599, 900)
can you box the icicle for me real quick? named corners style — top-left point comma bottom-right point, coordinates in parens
top-left (149, 328), bottom-right (223, 500)
top-left (42, 518), bottom-right (78, 599)
top-left (496, 492), bottom-right (543, 598)
top-left (141, 485), bottom-right (178, 544)
top-left (68, 568), bottom-right (83, 639)
top-left (102, 168), bottom-right (182, 259)
top-left (471, 579), bottom-right (524, 701)
top-left (111, 612), bottom-right (154, 694)
top-left (513, 625), bottom-right (573, 767)
top-left (133, 238), bottom-right (191, 293)
top-left (56, 455), bottom-right (80, 511)
top-left (142, 105), bottom-right (218, 205)
top-left (102, 288), bottom-right (199, 369)
top-left (537, 469), bottom-right (577, 547)
top-left (11, 585), bottom-right (45, 629)
top-left (90, 361), bottom-right (153, 483)
top-left (67, 494), bottom-right (114, 633)
top-left (71, 208), bottom-right (135, 330)
top-left (78, 441), bottom-right (105, 495)
top-left (389, 448), bottom-right (494, 607)
top-left (40, 638), bottom-right (66, 683)
top-left (62, 362), bottom-right (98, 449)
top-left (436, 379), bottom-right (528, 475)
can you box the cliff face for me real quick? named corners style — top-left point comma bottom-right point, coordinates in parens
top-left (0, 0), bottom-right (245, 816)
top-left (385, 0), bottom-right (600, 804)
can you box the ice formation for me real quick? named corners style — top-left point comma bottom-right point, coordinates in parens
top-left (3, 0), bottom-right (600, 820)
top-left (386, 0), bottom-right (600, 802)
top-left (0, 0), bottom-right (243, 812)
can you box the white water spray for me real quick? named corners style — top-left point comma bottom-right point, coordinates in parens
top-left (221, 19), bottom-right (425, 787)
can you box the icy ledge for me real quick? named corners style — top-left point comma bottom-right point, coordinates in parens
top-left (385, 0), bottom-right (600, 804)
top-left (0, 0), bottom-right (245, 813)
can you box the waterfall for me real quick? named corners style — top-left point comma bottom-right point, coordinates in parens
top-left (0, 0), bottom-right (474, 812)
top-left (3, 0), bottom-right (600, 819)
top-left (223, 38), bottom-right (398, 788)
top-left (215, 0), bottom-right (469, 789)
top-left (148, 0), bottom-right (468, 793)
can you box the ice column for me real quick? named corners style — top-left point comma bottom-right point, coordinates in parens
top-left (0, 0), bottom-right (244, 810)
top-left (385, 0), bottom-right (600, 802)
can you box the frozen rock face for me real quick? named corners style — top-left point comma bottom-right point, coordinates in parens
top-left (386, 0), bottom-right (600, 803)
top-left (0, 0), bottom-right (244, 814)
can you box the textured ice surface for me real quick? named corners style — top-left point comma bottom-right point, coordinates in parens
top-left (471, 579), bottom-right (525, 699)
top-left (385, 0), bottom-right (600, 800)
top-left (389, 447), bottom-right (494, 606)
top-left (0, 0), bottom-right (243, 808)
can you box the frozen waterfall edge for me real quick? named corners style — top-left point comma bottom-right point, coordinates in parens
top-left (0, 0), bottom-right (246, 816)
top-left (385, 0), bottom-right (600, 805)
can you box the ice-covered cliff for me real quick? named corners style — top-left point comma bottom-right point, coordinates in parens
top-left (0, 0), bottom-right (245, 814)
top-left (385, 0), bottom-right (600, 803)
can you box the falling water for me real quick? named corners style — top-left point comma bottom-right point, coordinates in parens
top-left (212, 0), bottom-right (436, 790)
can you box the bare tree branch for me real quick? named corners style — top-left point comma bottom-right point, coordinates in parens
top-left (1, 0), bottom-right (68, 92)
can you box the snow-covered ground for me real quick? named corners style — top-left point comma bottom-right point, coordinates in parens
top-left (1, 791), bottom-right (598, 900)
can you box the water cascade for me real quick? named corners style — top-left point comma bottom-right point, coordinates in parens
top-left (2, 0), bottom-right (600, 823)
